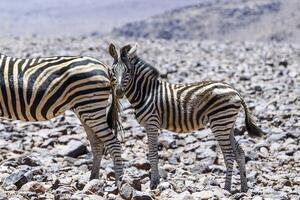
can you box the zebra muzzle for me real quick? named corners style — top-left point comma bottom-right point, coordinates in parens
top-left (115, 87), bottom-right (124, 98)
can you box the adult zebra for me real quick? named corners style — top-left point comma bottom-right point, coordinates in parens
top-left (108, 43), bottom-right (265, 192)
top-left (0, 53), bottom-right (123, 184)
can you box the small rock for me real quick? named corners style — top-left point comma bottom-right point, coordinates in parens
top-left (293, 151), bottom-right (300, 162)
top-left (60, 140), bottom-right (88, 158)
top-left (168, 154), bottom-right (180, 165)
top-left (248, 171), bottom-right (258, 183)
top-left (192, 163), bottom-right (210, 174)
top-left (132, 179), bottom-right (142, 191)
top-left (259, 147), bottom-right (269, 158)
top-left (71, 192), bottom-right (106, 200)
top-left (158, 132), bottom-right (176, 149)
top-left (160, 188), bottom-right (178, 199)
top-left (252, 196), bottom-right (263, 200)
top-left (196, 148), bottom-right (217, 165)
top-left (279, 60), bottom-right (288, 67)
top-left (54, 186), bottom-right (74, 200)
top-left (119, 175), bottom-right (142, 191)
top-left (120, 183), bottom-right (134, 200)
top-left (158, 182), bottom-right (171, 190)
top-left (239, 75), bottom-right (250, 81)
top-left (19, 156), bottom-right (41, 167)
top-left (132, 158), bottom-right (151, 170)
top-left (177, 190), bottom-right (192, 200)
top-left (193, 190), bottom-right (214, 199)
top-left (83, 179), bottom-right (104, 195)
top-left (293, 177), bottom-right (300, 185)
top-left (2, 168), bottom-right (29, 190)
top-left (254, 85), bottom-right (262, 92)
top-left (159, 168), bottom-right (168, 179)
top-left (20, 181), bottom-right (45, 193)
top-left (0, 190), bottom-right (7, 199)
top-left (267, 133), bottom-right (286, 142)
top-left (132, 190), bottom-right (153, 200)
top-left (184, 135), bottom-right (197, 144)
top-left (163, 164), bottom-right (176, 174)
top-left (51, 175), bottom-right (60, 190)
top-left (105, 185), bottom-right (118, 195)
top-left (40, 139), bottom-right (55, 148)
top-left (194, 129), bottom-right (210, 140)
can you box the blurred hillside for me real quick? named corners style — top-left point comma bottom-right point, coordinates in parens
top-left (0, 0), bottom-right (198, 37)
top-left (114, 0), bottom-right (300, 43)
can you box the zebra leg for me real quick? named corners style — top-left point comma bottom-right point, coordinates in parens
top-left (211, 126), bottom-right (235, 192)
top-left (90, 125), bottom-right (123, 184)
top-left (81, 120), bottom-right (104, 180)
top-left (104, 135), bottom-right (124, 184)
top-left (77, 108), bottom-right (124, 185)
top-left (146, 125), bottom-right (160, 190)
top-left (230, 134), bottom-right (248, 192)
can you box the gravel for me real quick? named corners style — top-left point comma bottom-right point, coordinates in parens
top-left (0, 35), bottom-right (299, 199)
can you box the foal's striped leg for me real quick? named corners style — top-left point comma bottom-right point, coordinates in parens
top-left (145, 119), bottom-right (161, 189)
top-left (212, 128), bottom-right (235, 191)
top-left (209, 111), bottom-right (239, 192)
top-left (231, 134), bottom-right (248, 192)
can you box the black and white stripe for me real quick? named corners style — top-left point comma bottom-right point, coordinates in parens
top-left (109, 43), bottom-right (265, 192)
top-left (0, 53), bottom-right (123, 183)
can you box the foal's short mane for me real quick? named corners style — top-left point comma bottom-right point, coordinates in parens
top-left (132, 56), bottom-right (160, 79)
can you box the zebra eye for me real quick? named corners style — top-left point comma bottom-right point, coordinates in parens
top-left (121, 55), bottom-right (127, 61)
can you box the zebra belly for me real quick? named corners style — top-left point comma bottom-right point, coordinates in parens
top-left (160, 108), bottom-right (206, 133)
top-left (0, 102), bottom-right (70, 122)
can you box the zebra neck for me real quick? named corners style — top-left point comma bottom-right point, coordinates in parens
top-left (125, 56), bottom-right (160, 109)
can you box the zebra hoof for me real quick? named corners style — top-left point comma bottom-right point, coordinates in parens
top-left (224, 185), bottom-right (231, 193)
top-left (89, 172), bottom-right (99, 181)
top-left (150, 177), bottom-right (160, 190)
top-left (241, 185), bottom-right (248, 193)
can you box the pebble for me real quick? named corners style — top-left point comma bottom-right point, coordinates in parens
top-left (158, 132), bottom-right (176, 149)
top-left (158, 181), bottom-right (171, 190)
top-left (82, 179), bottom-right (104, 195)
top-left (293, 177), bottom-right (300, 185)
top-left (59, 139), bottom-right (88, 158)
top-left (177, 190), bottom-right (192, 200)
top-left (20, 181), bottom-right (46, 193)
top-left (192, 191), bottom-right (214, 199)
top-left (132, 158), bottom-right (151, 170)
top-left (18, 156), bottom-right (41, 167)
top-left (267, 133), bottom-right (286, 142)
top-left (2, 168), bottom-right (30, 190)
top-left (120, 183), bottom-right (134, 200)
top-left (132, 190), bottom-right (153, 200)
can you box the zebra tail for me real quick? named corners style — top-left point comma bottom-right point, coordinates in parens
top-left (107, 87), bottom-right (124, 141)
top-left (241, 99), bottom-right (266, 138)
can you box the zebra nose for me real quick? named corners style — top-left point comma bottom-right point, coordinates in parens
top-left (115, 87), bottom-right (124, 98)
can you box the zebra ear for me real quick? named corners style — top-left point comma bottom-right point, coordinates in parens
top-left (120, 44), bottom-right (131, 57)
top-left (108, 43), bottom-right (118, 61)
top-left (128, 43), bottom-right (137, 58)
top-left (121, 44), bottom-right (137, 59)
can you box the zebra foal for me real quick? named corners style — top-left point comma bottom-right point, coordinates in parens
top-left (0, 53), bottom-right (123, 184)
top-left (108, 43), bottom-right (265, 192)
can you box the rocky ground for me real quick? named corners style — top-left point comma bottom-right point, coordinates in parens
top-left (0, 35), bottom-right (299, 199)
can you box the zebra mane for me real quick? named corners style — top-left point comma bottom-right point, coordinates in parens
top-left (132, 56), bottom-right (160, 79)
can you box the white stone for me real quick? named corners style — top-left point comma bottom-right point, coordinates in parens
top-left (177, 191), bottom-right (192, 200)
top-left (192, 191), bottom-right (214, 199)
